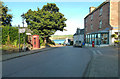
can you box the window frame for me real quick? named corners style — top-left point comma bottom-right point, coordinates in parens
top-left (99, 20), bottom-right (102, 29)
top-left (99, 7), bottom-right (103, 16)
top-left (86, 26), bottom-right (87, 32)
top-left (91, 24), bottom-right (93, 30)
top-left (91, 14), bottom-right (93, 21)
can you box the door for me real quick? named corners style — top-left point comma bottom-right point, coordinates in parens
top-left (34, 38), bottom-right (36, 48)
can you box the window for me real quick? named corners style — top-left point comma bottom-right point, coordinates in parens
top-left (101, 33), bottom-right (109, 44)
top-left (99, 20), bottom-right (102, 28)
top-left (91, 24), bottom-right (93, 30)
top-left (79, 41), bottom-right (81, 43)
top-left (79, 30), bottom-right (80, 34)
top-left (91, 14), bottom-right (93, 20)
top-left (99, 8), bottom-right (103, 16)
top-left (86, 27), bottom-right (87, 32)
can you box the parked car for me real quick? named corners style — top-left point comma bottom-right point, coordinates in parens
top-left (73, 40), bottom-right (83, 47)
top-left (66, 42), bottom-right (70, 46)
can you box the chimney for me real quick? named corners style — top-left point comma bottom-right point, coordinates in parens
top-left (89, 7), bottom-right (96, 13)
top-left (106, 0), bottom-right (110, 2)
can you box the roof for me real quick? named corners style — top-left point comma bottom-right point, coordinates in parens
top-left (73, 28), bottom-right (84, 36)
top-left (86, 28), bottom-right (110, 34)
top-left (84, 2), bottom-right (109, 19)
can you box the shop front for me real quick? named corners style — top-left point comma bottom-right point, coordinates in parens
top-left (86, 31), bottom-right (109, 45)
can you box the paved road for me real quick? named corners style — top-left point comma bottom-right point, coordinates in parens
top-left (2, 46), bottom-right (91, 77)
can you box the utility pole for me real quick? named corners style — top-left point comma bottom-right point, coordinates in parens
top-left (18, 25), bottom-right (20, 52)
top-left (21, 13), bottom-right (26, 52)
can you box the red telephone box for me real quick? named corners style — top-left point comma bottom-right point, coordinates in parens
top-left (32, 35), bottom-right (40, 49)
top-left (92, 41), bottom-right (94, 47)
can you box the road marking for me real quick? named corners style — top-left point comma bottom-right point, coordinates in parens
top-left (96, 50), bottom-right (103, 55)
top-left (92, 51), bottom-right (97, 55)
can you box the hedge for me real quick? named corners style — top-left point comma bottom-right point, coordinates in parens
top-left (2, 26), bottom-right (27, 46)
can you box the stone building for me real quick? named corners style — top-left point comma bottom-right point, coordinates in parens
top-left (84, 0), bottom-right (119, 46)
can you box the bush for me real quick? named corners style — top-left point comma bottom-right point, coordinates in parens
top-left (2, 26), bottom-right (27, 46)
top-left (50, 40), bottom-right (55, 45)
top-left (39, 37), bottom-right (44, 46)
top-left (111, 34), bottom-right (118, 39)
top-left (47, 38), bottom-right (55, 45)
top-left (114, 40), bottom-right (120, 44)
top-left (41, 43), bottom-right (46, 46)
top-left (12, 40), bottom-right (18, 47)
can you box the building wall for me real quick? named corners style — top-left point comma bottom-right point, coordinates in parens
top-left (118, 1), bottom-right (120, 32)
top-left (110, 1), bottom-right (119, 30)
top-left (84, 2), bottom-right (111, 35)
top-left (109, 1), bottom-right (119, 45)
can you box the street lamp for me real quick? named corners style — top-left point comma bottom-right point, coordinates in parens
top-left (21, 13), bottom-right (26, 52)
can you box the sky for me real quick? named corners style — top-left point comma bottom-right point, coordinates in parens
top-left (4, 1), bottom-right (104, 35)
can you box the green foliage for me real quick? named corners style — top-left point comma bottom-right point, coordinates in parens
top-left (2, 26), bottom-right (27, 46)
top-left (0, 1), bottom-right (12, 26)
top-left (13, 40), bottom-right (18, 47)
top-left (118, 35), bottom-right (120, 39)
top-left (41, 43), bottom-right (46, 46)
top-left (2, 26), bottom-right (10, 44)
top-left (114, 40), bottom-right (120, 44)
top-left (24, 3), bottom-right (67, 38)
top-left (111, 34), bottom-right (118, 39)
top-left (47, 38), bottom-right (55, 45)
top-left (39, 37), bottom-right (44, 46)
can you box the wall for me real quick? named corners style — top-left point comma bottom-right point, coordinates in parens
top-left (85, 2), bottom-right (111, 34)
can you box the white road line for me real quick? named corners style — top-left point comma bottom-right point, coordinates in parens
top-left (92, 50), bottom-right (97, 55)
top-left (96, 50), bottom-right (103, 55)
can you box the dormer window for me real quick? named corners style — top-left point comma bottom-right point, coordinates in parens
top-left (91, 14), bottom-right (93, 21)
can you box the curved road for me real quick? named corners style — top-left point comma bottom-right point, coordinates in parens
top-left (3, 46), bottom-right (91, 77)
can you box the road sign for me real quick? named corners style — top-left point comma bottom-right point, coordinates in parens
top-left (19, 29), bottom-right (25, 33)
top-left (26, 33), bottom-right (31, 35)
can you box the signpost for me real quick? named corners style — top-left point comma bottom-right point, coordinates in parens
top-left (18, 25), bottom-right (20, 52)
top-left (21, 13), bottom-right (26, 52)
top-left (19, 28), bottom-right (25, 33)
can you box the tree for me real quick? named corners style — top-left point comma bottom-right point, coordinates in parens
top-left (24, 3), bottom-right (67, 43)
top-left (0, 1), bottom-right (12, 26)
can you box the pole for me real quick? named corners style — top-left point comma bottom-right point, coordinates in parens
top-left (21, 13), bottom-right (26, 52)
top-left (23, 14), bottom-right (25, 52)
top-left (18, 25), bottom-right (20, 52)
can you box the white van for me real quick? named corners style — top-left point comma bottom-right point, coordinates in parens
top-left (73, 35), bottom-right (84, 47)
top-left (74, 40), bottom-right (83, 47)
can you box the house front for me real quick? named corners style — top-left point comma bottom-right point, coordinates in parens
top-left (84, 0), bottom-right (119, 46)
top-left (73, 28), bottom-right (84, 46)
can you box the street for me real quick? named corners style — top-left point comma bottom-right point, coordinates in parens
top-left (2, 46), bottom-right (91, 77)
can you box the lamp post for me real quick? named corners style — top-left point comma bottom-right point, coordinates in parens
top-left (21, 13), bottom-right (25, 52)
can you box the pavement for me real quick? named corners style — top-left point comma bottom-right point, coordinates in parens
top-left (1, 45), bottom-right (63, 61)
top-left (84, 46), bottom-right (119, 77)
